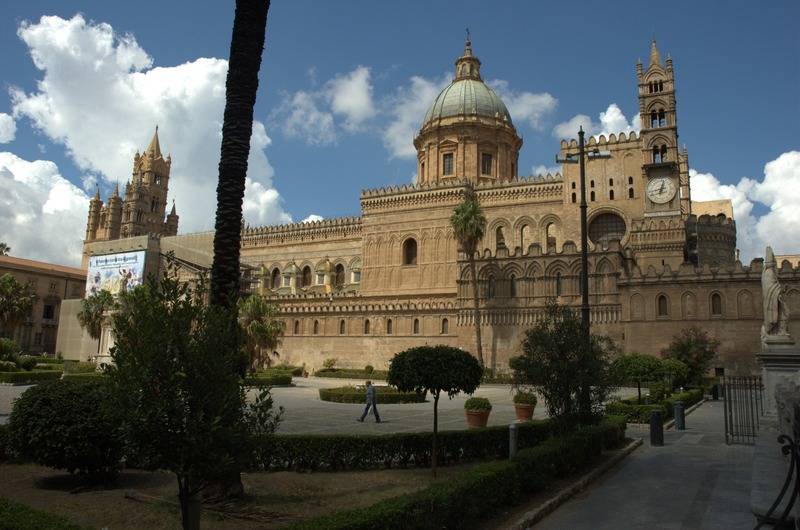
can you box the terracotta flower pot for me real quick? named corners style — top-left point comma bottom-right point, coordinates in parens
top-left (514, 403), bottom-right (535, 421)
top-left (465, 409), bottom-right (490, 428)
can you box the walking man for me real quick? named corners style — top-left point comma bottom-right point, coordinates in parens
top-left (358, 380), bottom-right (381, 423)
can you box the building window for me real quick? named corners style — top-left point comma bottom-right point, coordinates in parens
top-left (293, 320), bottom-right (300, 335)
top-left (653, 145), bottom-right (667, 163)
top-left (270, 268), bottom-right (280, 289)
top-left (546, 222), bottom-right (557, 249)
top-left (301, 266), bottom-right (312, 287)
top-left (711, 293), bottom-right (723, 316)
top-left (413, 318), bottom-right (420, 335)
top-left (590, 191), bottom-right (596, 201)
top-left (441, 318), bottom-right (449, 334)
top-left (420, 161), bottom-right (425, 180)
top-left (313, 320), bottom-right (319, 335)
top-left (334, 264), bottom-right (345, 288)
top-left (509, 274), bottom-right (517, 297)
top-left (352, 270), bottom-right (361, 284)
top-left (42, 305), bottom-right (55, 320)
top-left (403, 238), bottom-right (418, 266)
top-left (443, 153), bottom-right (454, 176)
top-left (339, 319), bottom-right (346, 335)
top-left (316, 273), bottom-right (325, 285)
top-left (487, 275), bottom-right (496, 298)
top-left (609, 190), bottom-right (615, 200)
top-left (658, 110), bottom-right (666, 127)
top-left (657, 295), bottom-right (669, 317)
top-left (495, 227), bottom-right (506, 250)
top-left (609, 178), bottom-right (614, 187)
top-left (49, 281), bottom-right (57, 293)
top-left (364, 319), bottom-right (370, 334)
top-left (387, 319), bottom-right (393, 335)
top-left (628, 188), bottom-right (634, 199)
top-left (650, 111), bottom-right (658, 128)
top-left (589, 213), bottom-right (626, 246)
top-left (481, 153), bottom-right (493, 176)
top-left (571, 192), bottom-right (577, 203)
top-left (571, 182), bottom-right (576, 189)
top-left (590, 180), bottom-right (595, 188)
top-left (282, 275), bottom-right (291, 287)
top-left (555, 272), bottom-right (563, 296)
top-left (628, 176), bottom-right (633, 185)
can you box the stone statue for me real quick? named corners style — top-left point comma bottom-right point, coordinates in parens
top-left (762, 246), bottom-right (791, 341)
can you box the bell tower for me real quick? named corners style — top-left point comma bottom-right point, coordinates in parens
top-left (121, 127), bottom-right (173, 238)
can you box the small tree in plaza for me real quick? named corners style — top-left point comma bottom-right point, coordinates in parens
top-left (661, 326), bottom-right (720, 385)
top-left (510, 301), bottom-right (617, 426)
top-left (76, 290), bottom-right (115, 357)
top-left (658, 357), bottom-right (689, 391)
top-left (613, 352), bottom-right (662, 403)
top-left (238, 294), bottom-right (284, 373)
top-left (0, 273), bottom-right (37, 339)
top-left (388, 345), bottom-right (483, 477)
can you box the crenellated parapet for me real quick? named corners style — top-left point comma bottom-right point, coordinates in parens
top-left (241, 216), bottom-right (362, 247)
top-left (686, 214), bottom-right (737, 266)
top-left (618, 257), bottom-right (768, 286)
top-left (559, 131), bottom-right (640, 150)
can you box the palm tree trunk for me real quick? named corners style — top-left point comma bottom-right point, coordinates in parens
top-left (207, 0), bottom-right (271, 500)
top-left (468, 255), bottom-right (484, 368)
top-left (210, 0), bottom-right (271, 309)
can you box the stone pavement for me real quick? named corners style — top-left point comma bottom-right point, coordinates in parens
top-left (534, 400), bottom-right (755, 530)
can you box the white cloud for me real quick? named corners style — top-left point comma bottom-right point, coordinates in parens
top-left (280, 91), bottom-right (336, 145)
top-left (325, 66), bottom-right (375, 131)
top-left (301, 214), bottom-right (324, 223)
top-left (553, 103), bottom-right (640, 140)
top-left (489, 80), bottom-right (557, 130)
top-left (383, 74), bottom-right (450, 159)
top-left (0, 152), bottom-right (89, 265)
top-left (10, 14), bottom-right (290, 236)
top-left (689, 151), bottom-right (800, 262)
top-left (0, 114), bottom-right (16, 143)
top-left (531, 164), bottom-right (560, 177)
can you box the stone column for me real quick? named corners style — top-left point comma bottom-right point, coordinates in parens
top-left (758, 336), bottom-right (800, 415)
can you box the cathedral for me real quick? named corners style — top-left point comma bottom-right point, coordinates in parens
top-left (81, 39), bottom-right (800, 375)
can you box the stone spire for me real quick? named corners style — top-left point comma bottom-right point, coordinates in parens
top-left (454, 30), bottom-right (482, 81)
top-left (649, 39), bottom-right (662, 67)
top-left (146, 126), bottom-right (162, 158)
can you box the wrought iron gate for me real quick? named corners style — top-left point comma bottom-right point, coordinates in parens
top-left (723, 376), bottom-right (764, 445)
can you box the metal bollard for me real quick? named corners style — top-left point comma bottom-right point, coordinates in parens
top-left (650, 410), bottom-right (664, 446)
top-left (509, 423), bottom-right (518, 458)
top-left (674, 401), bottom-right (685, 430)
top-left (711, 384), bottom-right (719, 401)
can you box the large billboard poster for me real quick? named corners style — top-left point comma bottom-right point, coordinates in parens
top-left (85, 251), bottom-right (146, 297)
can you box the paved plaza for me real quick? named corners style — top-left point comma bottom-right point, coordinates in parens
top-left (534, 400), bottom-right (755, 530)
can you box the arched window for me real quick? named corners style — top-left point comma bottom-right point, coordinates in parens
top-left (609, 178), bottom-right (614, 186)
top-left (546, 222), bottom-right (557, 249)
top-left (650, 110), bottom-right (658, 128)
top-left (334, 264), bottom-right (345, 288)
top-left (657, 295), bottom-right (669, 317)
top-left (313, 320), bottom-right (319, 335)
top-left (403, 238), bottom-right (418, 266)
top-left (293, 320), bottom-right (300, 335)
top-left (413, 318), bottom-right (420, 335)
top-left (628, 188), bottom-right (634, 199)
top-left (590, 180), bottom-right (595, 188)
top-left (509, 274), bottom-right (517, 297)
top-left (487, 275), bottom-right (496, 298)
top-left (301, 266), bottom-right (312, 287)
top-left (571, 182), bottom-right (576, 189)
top-left (653, 144), bottom-right (668, 163)
top-left (495, 227), bottom-right (505, 250)
top-left (658, 109), bottom-right (666, 127)
top-left (571, 192), bottom-right (577, 203)
top-left (339, 319), bottom-right (346, 335)
top-left (590, 191), bottom-right (596, 201)
top-left (628, 176), bottom-right (633, 185)
top-left (364, 319), bottom-right (370, 334)
top-left (609, 190), bottom-right (615, 200)
top-left (441, 318), bottom-right (449, 334)
top-left (520, 224), bottom-right (532, 249)
top-left (555, 272), bottom-right (563, 296)
top-left (711, 293), bottom-right (723, 316)
top-left (270, 268), bottom-right (280, 289)
top-left (387, 319), bottom-right (393, 335)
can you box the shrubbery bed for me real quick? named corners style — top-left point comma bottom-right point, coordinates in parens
top-left (315, 368), bottom-right (388, 380)
top-left (257, 420), bottom-right (554, 471)
top-left (287, 416), bottom-right (627, 529)
top-left (244, 373), bottom-right (293, 387)
top-left (605, 388), bottom-right (704, 423)
top-left (0, 498), bottom-right (86, 530)
top-left (318, 385), bottom-right (426, 404)
top-left (0, 371), bottom-right (62, 385)
top-left (61, 373), bottom-right (106, 383)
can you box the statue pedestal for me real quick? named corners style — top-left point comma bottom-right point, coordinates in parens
top-left (758, 336), bottom-right (800, 415)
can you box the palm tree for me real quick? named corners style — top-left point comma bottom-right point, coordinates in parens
top-left (450, 187), bottom-right (487, 370)
top-left (238, 295), bottom-right (284, 373)
top-left (0, 243), bottom-right (10, 256)
top-left (0, 273), bottom-right (36, 339)
top-left (210, 0), bottom-right (271, 309)
top-left (76, 290), bottom-right (115, 358)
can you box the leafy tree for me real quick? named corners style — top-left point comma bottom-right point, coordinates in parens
top-left (76, 290), bottom-right (115, 357)
top-left (8, 380), bottom-right (123, 483)
top-left (450, 188), bottom-right (487, 370)
top-left (510, 301), bottom-right (617, 426)
top-left (0, 274), bottom-right (37, 339)
top-left (388, 345), bottom-right (482, 477)
top-left (238, 294), bottom-right (284, 373)
top-left (658, 357), bottom-right (689, 390)
top-left (661, 326), bottom-right (720, 384)
top-left (0, 338), bottom-right (20, 364)
top-left (0, 242), bottom-right (9, 256)
top-left (108, 271), bottom-right (280, 530)
top-left (613, 352), bottom-right (662, 403)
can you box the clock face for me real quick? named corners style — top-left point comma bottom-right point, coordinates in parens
top-left (646, 177), bottom-right (677, 204)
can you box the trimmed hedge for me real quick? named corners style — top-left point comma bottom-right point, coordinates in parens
top-left (257, 420), bottom-right (554, 471)
top-left (0, 371), bottom-right (62, 385)
top-left (315, 368), bottom-right (389, 380)
top-left (0, 498), bottom-right (87, 530)
top-left (244, 373), bottom-right (293, 387)
top-left (61, 373), bottom-right (107, 383)
top-left (34, 363), bottom-right (64, 371)
top-left (32, 357), bottom-right (64, 364)
top-left (62, 361), bottom-right (96, 374)
top-left (288, 416), bottom-right (627, 529)
top-left (606, 388), bottom-right (704, 423)
top-left (318, 386), bottom-right (427, 404)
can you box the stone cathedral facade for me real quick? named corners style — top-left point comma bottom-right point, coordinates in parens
top-left (82, 39), bottom-right (800, 374)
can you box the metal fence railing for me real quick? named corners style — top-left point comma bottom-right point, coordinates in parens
top-left (723, 376), bottom-right (764, 445)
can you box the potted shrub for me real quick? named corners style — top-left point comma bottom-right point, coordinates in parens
top-left (464, 397), bottom-right (492, 428)
top-left (513, 390), bottom-right (537, 421)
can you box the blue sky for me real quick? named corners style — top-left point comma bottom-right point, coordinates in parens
top-left (1, 0), bottom-right (798, 264)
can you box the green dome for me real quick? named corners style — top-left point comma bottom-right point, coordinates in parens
top-left (422, 78), bottom-right (513, 128)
